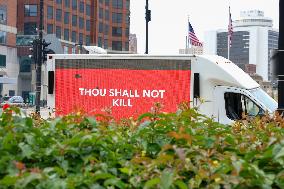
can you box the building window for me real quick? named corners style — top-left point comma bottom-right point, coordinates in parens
top-left (0, 31), bottom-right (6, 44)
top-left (105, 10), bottom-right (109, 20)
top-left (112, 0), bottom-right (123, 8)
top-left (86, 35), bottom-right (90, 46)
top-left (72, 31), bottom-right (77, 42)
top-left (79, 33), bottom-right (83, 44)
top-left (126, 0), bottom-right (130, 9)
top-left (65, 0), bottom-right (70, 7)
top-left (125, 13), bottom-right (130, 24)
top-left (9, 90), bottom-right (15, 97)
top-left (112, 13), bottom-right (122, 23)
top-left (24, 22), bottom-right (37, 35)
top-left (99, 8), bottom-right (103, 19)
top-left (112, 41), bottom-right (122, 51)
top-left (64, 29), bottom-right (69, 40)
top-left (104, 39), bottom-right (108, 49)
top-left (86, 4), bottom-right (91, 16)
top-left (125, 42), bottom-right (129, 51)
top-left (64, 46), bottom-right (68, 54)
top-left (105, 0), bottom-right (109, 6)
top-left (79, 1), bottom-right (84, 13)
top-left (125, 28), bottom-right (129, 38)
top-left (99, 22), bottom-right (103, 33)
top-left (24, 5), bottom-right (37, 17)
top-left (0, 5), bottom-right (7, 24)
top-left (47, 24), bottom-right (53, 34)
top-left (112, 27), bottom-right (122, 37)
top-left (86, 20), bottom-right (90, 31)
top-left (0, 55), bottom-right (6, 67)
top-left (98, 37), bottom-right (102, 47)
top-left (104, 24), bottom-right (109, 35)
top-left (56, 0), bottom-right (62, 4)
top-left (72, 47), bottom-right (76, 54)
top-left (20, 58), bottom-right (31, 73)
top-left (79, 17), bottom-right (84, 29)
top-left (56, 9), bottom-right (62, 21)
top-left (72, 0), bottom-right (77, 9)
top-left (56, 26), bottom-right (61, 38)
top-left (47, 6), bottom-right (53, 19)
top-left (64, 12), bottom-right (70, 24)
top-left (72, 15), bottom-right (77, 26)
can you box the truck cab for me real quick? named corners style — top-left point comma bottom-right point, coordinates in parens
top-left (191, 55), bottom-right (277, 124)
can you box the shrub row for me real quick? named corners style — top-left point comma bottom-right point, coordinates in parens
top-left (0, 105), bottom-right (284, 188)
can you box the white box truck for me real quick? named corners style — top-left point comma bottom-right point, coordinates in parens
top-left (44, 54), bottom-right (277, 125)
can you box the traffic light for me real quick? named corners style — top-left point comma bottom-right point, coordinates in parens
top-left (146, 9), bottom-right (151, 22)
top-left (29, 39), bottom-right (39, 63)
top-left (42, 39), bottom-right (54, 62)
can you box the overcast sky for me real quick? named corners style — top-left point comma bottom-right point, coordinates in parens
top-left (130, 0), bottom-right (279, 54)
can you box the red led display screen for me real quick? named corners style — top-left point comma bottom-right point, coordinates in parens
top-left (55, 59), bottom-right (191, 119)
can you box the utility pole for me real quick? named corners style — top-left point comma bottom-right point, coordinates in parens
top-left (35, 0), bottom-right (44, 114)
top-left (278, 0), bottom-right (284, 114)
top-left (145, 0), bottom-right (151, 54)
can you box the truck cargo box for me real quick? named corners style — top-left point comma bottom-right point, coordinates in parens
top-left (47, 56), bottom-right (191, 118)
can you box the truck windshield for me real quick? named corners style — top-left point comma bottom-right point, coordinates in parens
top-left (249, 88), bottom-right (277, 113)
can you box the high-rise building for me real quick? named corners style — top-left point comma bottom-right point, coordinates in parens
top-left (0, 0), bottom-right (18, 97)
top-left (129, 33), bottom-right (137, 53)
top-left (204, 10), bottom-right (278, 82)
top-left (179, 46), bottom-right (203, 55)
top-left (15, 0), bottom-right (130, 100)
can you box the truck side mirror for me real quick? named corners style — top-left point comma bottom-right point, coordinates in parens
top-left (270, 49), bottom-right (279, 82)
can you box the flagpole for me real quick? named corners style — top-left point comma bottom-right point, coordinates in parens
top-left (228, 6), bottom-right (232, 60)
top-left (187, 15), bottom-right (189, 49)
top-left (228, 6), bottom-right (230, 60)
top-left (228, 35), bottom-right (230, 60)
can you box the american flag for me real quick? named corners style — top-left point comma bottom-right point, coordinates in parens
top-left (228, 6), bottom-right (233, 47)
top-left (188, 21), bottom-right (203, 47)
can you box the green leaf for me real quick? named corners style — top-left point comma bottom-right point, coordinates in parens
top-left (104, 178), bottom-right (126, 189)
top-left (0, 175), bottom-right (18, 186)
top-left (86, 117), bottom-right (97, 127)
top-left (174, 180), bottom-right (188, 189)
top-left (90, 184), bottom-right (105, 189)
top-left (16, 173), bottom-right (42, 188)
top-left (119, 167), bottom-right (131, 175)
top-left (25, 117), bottom-right (33, 128)
top-left (144, 178), bottom-right (161, 189)
top-left (19, 142), bottom-right (33, 158)
top-left (204, 137), bottom-right (215, 149)
top-left (160, 171), bottom-right (174, 189)
top-left (2, 132), bottom-right (16, 150)
top-left (24, 133), bottom-right (35, 145)
top-left (274, 145), bottom-right (284, 159)
top-left (94, 173), bottom-right (115, 181)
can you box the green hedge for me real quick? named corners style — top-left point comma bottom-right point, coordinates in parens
top-left (1, 105), bottom-right (284, 189)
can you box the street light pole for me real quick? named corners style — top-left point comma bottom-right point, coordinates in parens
top-left (35, 0), bottom-right (44, 114)
top-left (278, 0), bottom-right (284, 114)
top-left (145, 0), bottom-right (151, 54)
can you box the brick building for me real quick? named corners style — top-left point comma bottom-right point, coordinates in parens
top-left (17, 0), bottom-right (130, 52)
top-left (16, 0), bottom-right (130, 100)
top-left (0, 0), bottom-right (18, 97)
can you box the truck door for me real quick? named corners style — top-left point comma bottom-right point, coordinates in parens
top-left (214, 86), bottom-right (265, 124)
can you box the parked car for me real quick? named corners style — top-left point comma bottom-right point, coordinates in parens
top-left (1, 96), bottom-right (11, 104)
top-left (1, 96), bottom-right (25, 107)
